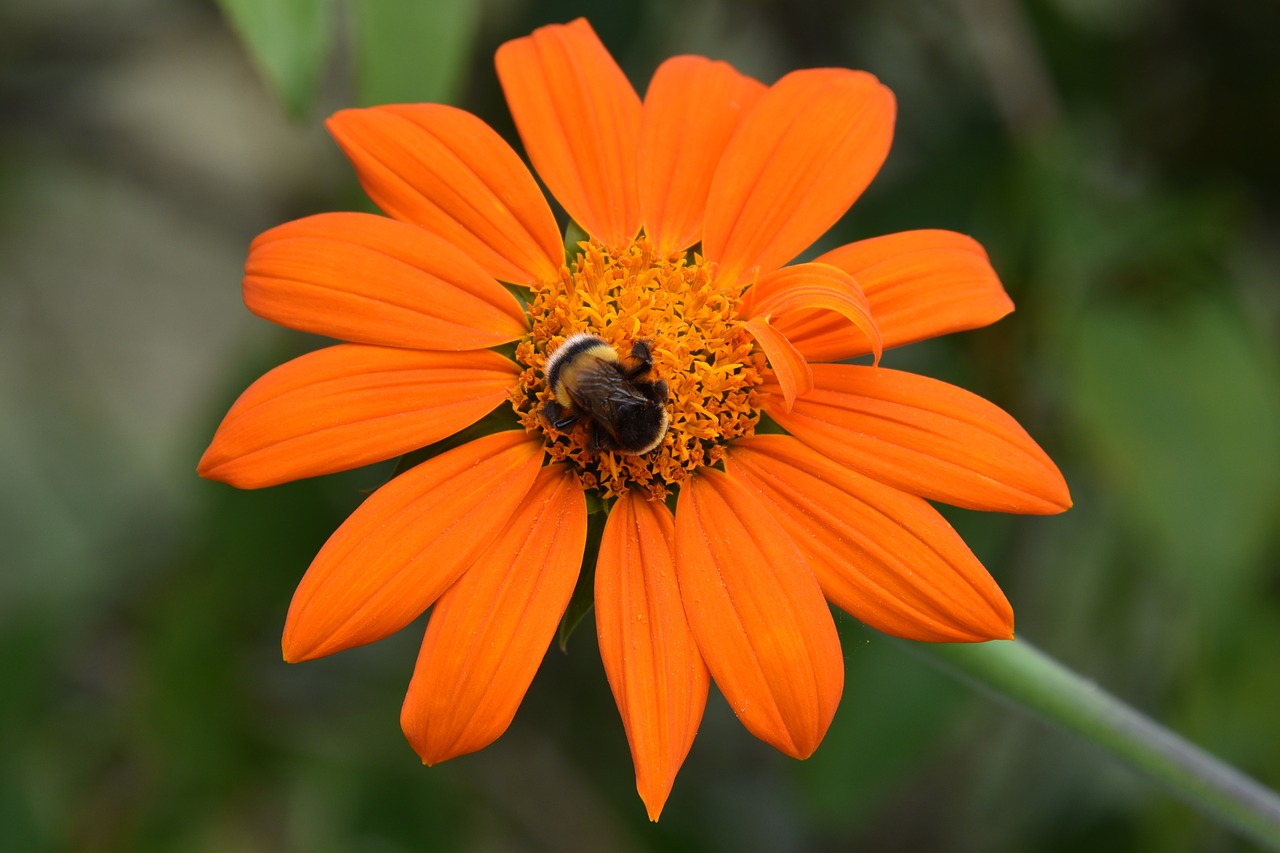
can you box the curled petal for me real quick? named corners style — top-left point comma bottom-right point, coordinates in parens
top-left (401, 464), bottom-right (586, 764)
top-left (743, 262), bottom-right (883, 364)
top-left (743, 316), bottom-right (812, 412)
top-left (727, 435), bottom-right (1013, 642)
top-left (245, 213), bottom-right (527, 349)
top-left (638, 56), bottom-right (765, 254)
top-left (199, 345), bottom-right (518, 488)
top-left (596, 493), bottom-right (709, 821)
top-left (764, 364), bottom-right (1072, 514)
top-left (282, 431), bottom-right (544, 662)
top-left (674, 469), bottom-right (843, 759)
top-left (496, 18), bottom-right (642, 249)
top-left (777, 230), bottom-right (1014, 360)
top-left (327, 104), bottom-right (564, 286)
top-left (703, 68), bottom-right (895, 284)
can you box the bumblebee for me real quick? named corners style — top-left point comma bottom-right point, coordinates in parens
top-left (542, 334), bottom-right (670, 455)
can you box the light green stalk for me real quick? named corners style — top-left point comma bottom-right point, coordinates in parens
top-left (913, 638), bottom-right (1280, 850)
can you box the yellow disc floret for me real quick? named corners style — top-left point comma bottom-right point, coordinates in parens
top-left (514, 236), bottom-right (764, 500)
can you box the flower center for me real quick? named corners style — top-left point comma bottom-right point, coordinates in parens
top-left (514, 237), bottom-right (763, 500)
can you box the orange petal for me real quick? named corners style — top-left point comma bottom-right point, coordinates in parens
top-left (674, 469), bottom-right (843, 759)
top-left (778, 230), bottom-right (1014, 361)
top-left (244, 212), bottom-right (527, 350)
top-left (703, 68), bottom-right (895, 284)
top-left (596, 493), bottom-right (709, 821)
top-left (401, 464), bottom-right (586, 764)
top-left (742, 315), bottom-right (812, 412)
top-left (496, 18), bottom-right (642, 249)
top-left (327, 104), bottom-right (564, 286)
top-left (743, 262), bottom-right (883, 364)
top-left (282, 431), bottom-right (544, 661)
top-left (199, 345), bottom-right (518, 488)
top-left (763, 364), bottom-right (1072, 514)
top-left (638, 56), bottom-right (765, 254)
top-left (727, 435), bottom-right (1013, 642)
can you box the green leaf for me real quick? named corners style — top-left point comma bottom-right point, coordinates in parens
top-left (355, 0), bottom-right (481, 106)
top-left (564, 220), bottom-right (589, 255)
top-left (217, 0), bottom-right (334, 118)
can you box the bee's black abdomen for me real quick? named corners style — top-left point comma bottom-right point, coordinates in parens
top-left (642, 378), bottom-right (669, 403)
top-left (608, 399), bottom-right (669, 455)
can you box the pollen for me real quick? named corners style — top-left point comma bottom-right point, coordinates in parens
top-left (514, 236), bottom-right (764, 500)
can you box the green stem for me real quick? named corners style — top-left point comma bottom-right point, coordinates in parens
top-left (911, 637), bottom-right (1280, 850)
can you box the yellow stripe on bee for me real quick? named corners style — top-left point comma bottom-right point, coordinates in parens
top-left (554, 344), bottom-right (616, 409)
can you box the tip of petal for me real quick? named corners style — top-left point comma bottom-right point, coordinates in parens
top-left (637, 772), bottom-right (677, 821)
top-left (1002, 467), bottom-right (1072, 515)
top-left (788, 743), bottom-right (819, 761)
top-left (402, 724), bottom-right (474, 769)
top-left (281, 635), bottom-right (319, 664)
top-left (1025, 451), bottom-right (1073, 514)
top-left (195, 459), bottom-right (251, 489)
top-left (197, 454), bottom-right (261, 489)
top-left (1036, 474), bottom-right (1074, 514)
top-left (195, 453), bottom-right (217, 481)
top-left (772, 720), bottom-right (827, 759)
top-left (979, 598), bottom-right (1016, 643)
top-left (635, 764), bottom-right (681, 823)
top-left (968, 583), bottom-right (1016, 642)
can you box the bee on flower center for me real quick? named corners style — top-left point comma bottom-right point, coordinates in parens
top-left (542, 333), bottom-right (670, 455)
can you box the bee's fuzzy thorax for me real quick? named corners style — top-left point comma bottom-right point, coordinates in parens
top-left (545, 333), bottom-right (618, 408)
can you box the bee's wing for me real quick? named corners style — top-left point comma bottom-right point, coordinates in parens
top-left (568, 363), bottom-right (646, 437)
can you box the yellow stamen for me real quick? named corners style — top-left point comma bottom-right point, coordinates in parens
top-left (514, 236), bottom-right (763, 500)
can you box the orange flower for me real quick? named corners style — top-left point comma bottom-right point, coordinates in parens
top-left (199, 18), bottom-right (1070, 820)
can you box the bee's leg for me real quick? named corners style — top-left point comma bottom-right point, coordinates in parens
top-left (542, 400), bottom-right (579, 431)
top-left (623, 340), bottom-right (654, 379)
top-left (591, 422), bottom-right (620, 453)
top-left (630, 340), bottom-right (653, 366)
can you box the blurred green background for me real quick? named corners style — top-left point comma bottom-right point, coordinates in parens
top-left (3, 0), bottom-right (1278, 850)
